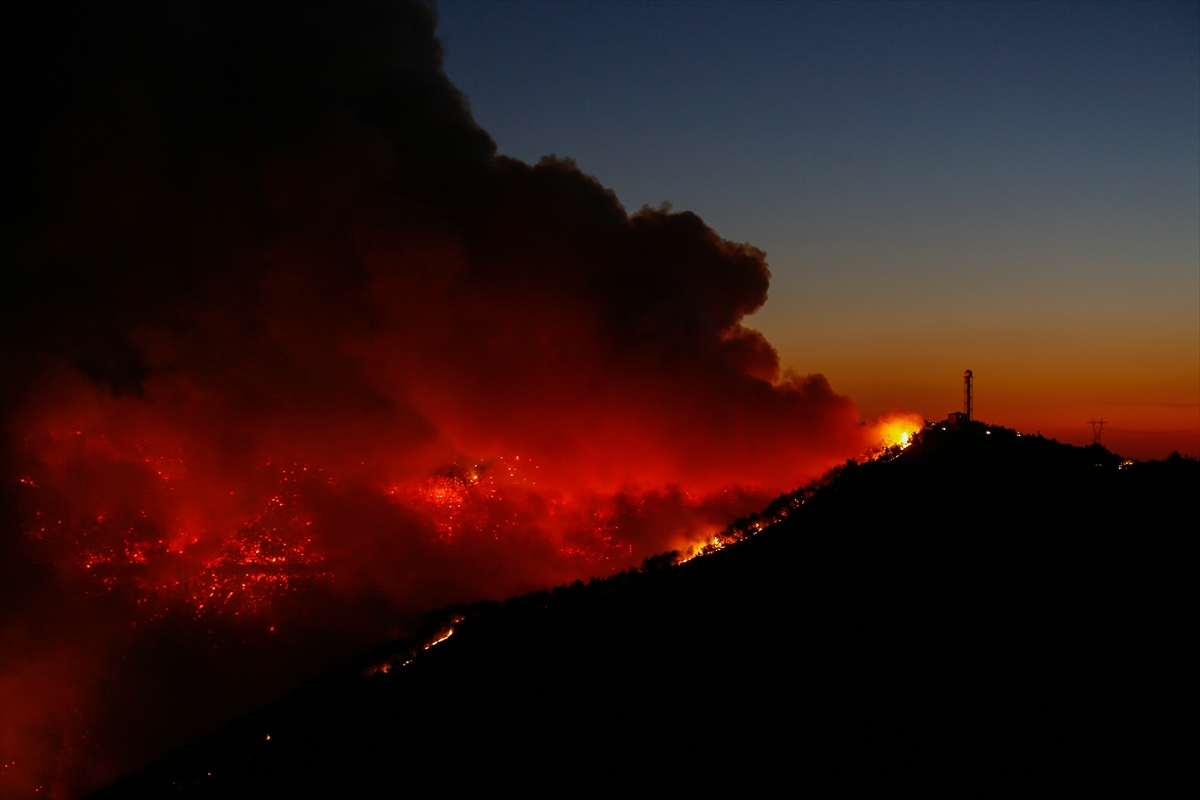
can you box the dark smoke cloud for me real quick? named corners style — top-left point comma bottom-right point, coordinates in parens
top-left (1, 2), bottom-right (891, 797)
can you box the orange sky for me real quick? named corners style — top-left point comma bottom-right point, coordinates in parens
top-left (753, 264), bottom-right (1199, 459)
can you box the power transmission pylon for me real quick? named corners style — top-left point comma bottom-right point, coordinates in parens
top-left (1087, 418), bottom-right (1107, 446)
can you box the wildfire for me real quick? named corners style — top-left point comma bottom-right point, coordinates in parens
top-left (680, 488), bottom-right (807, 562)
top-left (14, 437), bottom-right (337, 622)
top-left (391, 463), bottom-right (509, 540)
top-left (15, 424), bottom-right (717, 627)
top-left (423, 628), bottom-right (456, 650)
top-left (363, 616), bottom-right (464, 676)
top-left (3, 5), bottom-right (936, 795)
top-left (864, 412), bottom-right (924, 462)
top-left (7, 401), bottom-right (926, 800)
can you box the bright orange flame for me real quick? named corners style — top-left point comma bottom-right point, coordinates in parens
top-left (869, 411), bottom-right (924, 453)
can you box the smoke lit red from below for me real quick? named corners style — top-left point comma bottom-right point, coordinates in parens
top-left (14, 356), bottom-right (914, 623)
top-left (4, 339), bottom-right (916, 797)
top-left (1, 2), bottom-right (923, 797)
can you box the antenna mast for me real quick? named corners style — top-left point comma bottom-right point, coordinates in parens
top-left (963, 370), bottom-right (973, 422)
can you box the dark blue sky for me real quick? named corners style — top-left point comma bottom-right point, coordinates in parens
top-left (437, 0), bottom-right (1199, 455)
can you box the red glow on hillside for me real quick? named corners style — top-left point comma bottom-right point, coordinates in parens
top-left (14, 388), bottom-right (906, 628)
top-left (4, 367), bottom-right (908, 796)
top-left (1, 191), bottom-right (919, 800)
top-left (0, 3), bottom-right (921, 796)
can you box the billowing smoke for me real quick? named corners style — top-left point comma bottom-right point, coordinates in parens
top-left (1, 3), bottom-right (909, 797)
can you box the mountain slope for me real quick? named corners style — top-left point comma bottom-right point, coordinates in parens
top-left (93, 424), bottom-right (1195, 795)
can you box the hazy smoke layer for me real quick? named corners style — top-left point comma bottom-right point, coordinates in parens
top-left (1, 3), bottom-right (906, 796)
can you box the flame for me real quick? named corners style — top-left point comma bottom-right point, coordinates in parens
top-left (363, 616), bottom-right (463, 676)
top-left (6, 389), bottom-right (923, 798)
top-left (15, 404), bottom-right (905, 625)
top-left (679, 486), bottom-right (807, 562)
top-left (12, 424), bottom-right (743, 627)
top-left (423, 627), bottom-right (456, 650)
top-left (865, 411), bottom-right (924, 459)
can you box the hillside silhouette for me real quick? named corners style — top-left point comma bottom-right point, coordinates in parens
top-left (93, 424), bottom-right (1194, 796)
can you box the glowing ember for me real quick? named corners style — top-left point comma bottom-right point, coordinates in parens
top-left (363, 616), bottom-right (464, 676)
top-left (16, 411), bottom-right (922, 624)
top-left (16, 425), bottom-right (750, 627)
top-left (423, 628), bottom-right (455, 650)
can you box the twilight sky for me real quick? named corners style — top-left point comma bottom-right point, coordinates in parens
top-left (437, 0), bottom-right (1200, 458)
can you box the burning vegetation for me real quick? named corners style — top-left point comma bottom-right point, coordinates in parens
top-left (83, 426), bottom-right (1196, 797)
top-left (3, 2), bottom-right (917, 797)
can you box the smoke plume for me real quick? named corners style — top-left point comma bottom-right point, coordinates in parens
top-left (1, 3), bottom-right (907, 796)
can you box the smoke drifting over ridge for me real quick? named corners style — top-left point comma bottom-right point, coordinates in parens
top-left (2, 2), bottom-right (913, 796)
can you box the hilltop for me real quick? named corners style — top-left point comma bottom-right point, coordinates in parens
top-left (93, 423), bottom-right (1195, 796)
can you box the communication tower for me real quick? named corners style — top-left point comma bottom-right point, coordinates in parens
top-left (963, 370), bottom-right (973, 422)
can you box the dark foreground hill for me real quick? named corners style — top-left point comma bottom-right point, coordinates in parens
top-left (94, 425), bottom-right (1195, 796)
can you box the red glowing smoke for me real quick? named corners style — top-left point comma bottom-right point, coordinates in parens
top-left (1, 2), bottom-right (913, 797)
